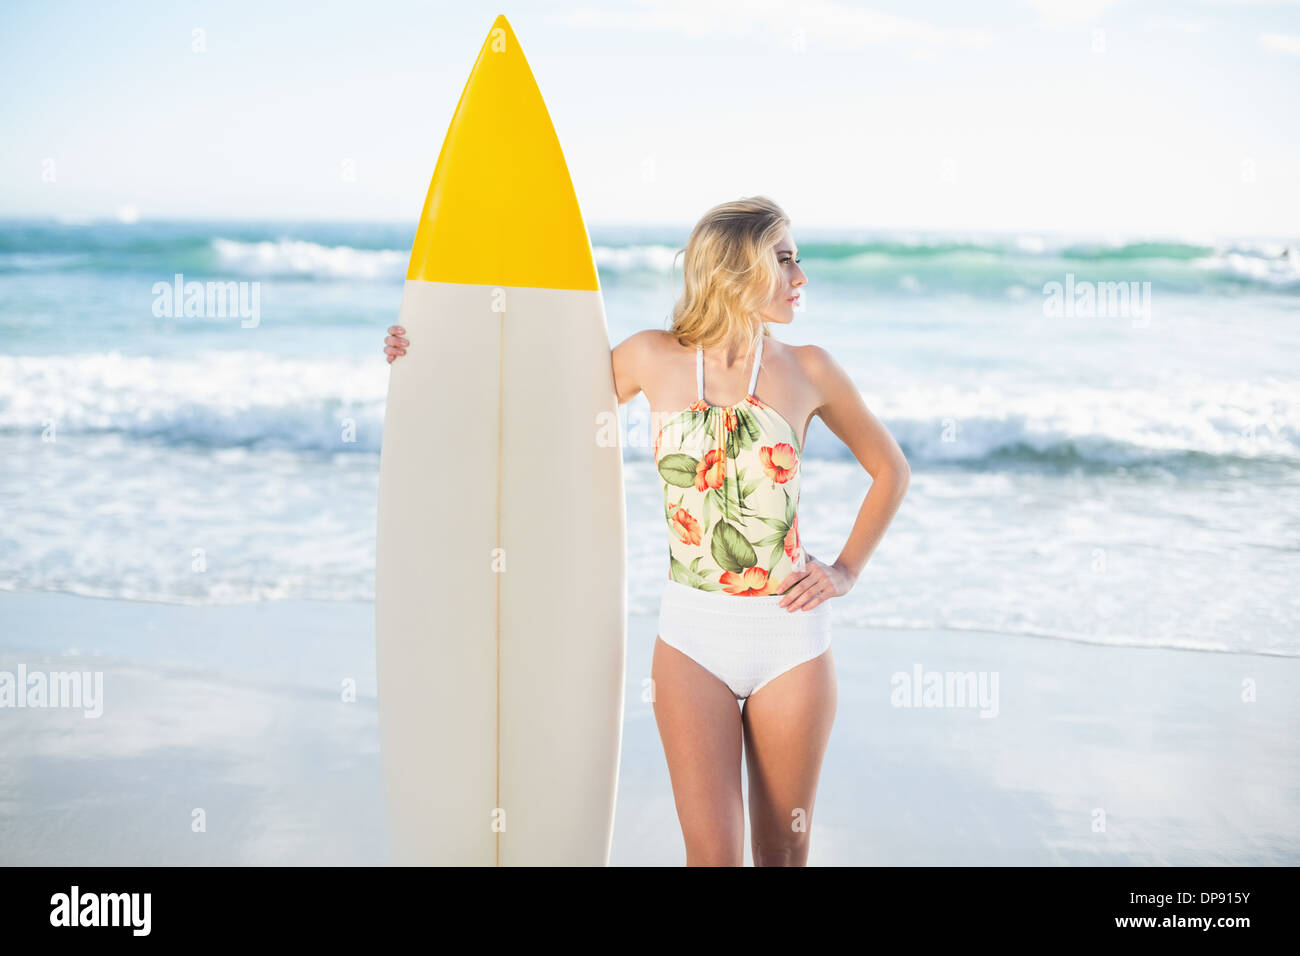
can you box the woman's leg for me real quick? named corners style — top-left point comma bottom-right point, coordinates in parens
top-left (741, 647), bottom-right (837, 866)
top-left (651, 636), bottom-right (745, 866)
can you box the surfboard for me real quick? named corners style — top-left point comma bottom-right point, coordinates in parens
top-left (374, 14), bottom-right (627, 866)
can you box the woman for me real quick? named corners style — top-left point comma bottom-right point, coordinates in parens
top-left (384, 196), bottom-right (909, 866)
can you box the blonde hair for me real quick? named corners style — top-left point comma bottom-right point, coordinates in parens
top-left (667, 196), bottom-right (790, 355)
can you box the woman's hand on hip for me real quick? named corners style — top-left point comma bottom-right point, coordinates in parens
top-left (776, 557), bottom-right (853, 612)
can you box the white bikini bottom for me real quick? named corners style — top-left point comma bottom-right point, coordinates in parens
top-left (656, 578), bottom-right (833, 700)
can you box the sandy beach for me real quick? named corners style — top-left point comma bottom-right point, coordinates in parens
top-left (1, 590), bottom-right (1295, 866)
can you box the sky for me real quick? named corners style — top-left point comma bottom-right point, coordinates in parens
top-left (1, 0), bottom-right (1298, 237)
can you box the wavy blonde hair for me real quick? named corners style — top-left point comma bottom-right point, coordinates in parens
top-left (667, 196), bottom-right (790, 355)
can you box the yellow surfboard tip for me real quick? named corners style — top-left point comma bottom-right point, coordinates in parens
top-left (406, 15), bottom-right (599, 291)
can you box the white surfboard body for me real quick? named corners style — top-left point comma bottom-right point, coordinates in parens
top-left (374, 15), bottom-right (627, 866)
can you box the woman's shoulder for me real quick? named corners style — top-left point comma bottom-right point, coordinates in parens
top-left (764, 340), bottom-right (840, 423)
top-left (764, 338), bottom-right (834, 380)
top-left (769, 337), bottom-right (827, 361)
top-left (612, 329), bottom-right (688, 404)
top-left (616, 328), bottom-right (687, 353)
top-left (781, 340), bottom-right (839, 379)
top-left (620, 329), bottom-right (694, 375)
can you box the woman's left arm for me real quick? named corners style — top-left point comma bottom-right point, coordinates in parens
top-left (779, 345), bottom-right (910, 611)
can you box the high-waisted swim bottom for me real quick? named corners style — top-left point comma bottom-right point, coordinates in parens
top-left (656, 578), bottom-right (833, 700)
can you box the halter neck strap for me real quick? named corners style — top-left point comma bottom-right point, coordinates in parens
top-left (696, 336), bottom-right (763, 403)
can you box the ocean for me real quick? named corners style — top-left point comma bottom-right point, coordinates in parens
top-left (2, 218), bottom-right (1297, 656)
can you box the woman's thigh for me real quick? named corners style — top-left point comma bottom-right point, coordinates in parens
top-left (651, 636), bottom-right (745, 866)
top-left (741, 647), bottom-right (837, 866)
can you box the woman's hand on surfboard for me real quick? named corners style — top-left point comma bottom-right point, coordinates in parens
top-left (384, 325), bottom-right (408, 363)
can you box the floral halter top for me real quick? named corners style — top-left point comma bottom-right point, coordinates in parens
top-left (653, 334), bottom-right (805, 596)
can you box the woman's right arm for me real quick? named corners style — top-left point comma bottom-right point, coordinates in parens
top-left (611, 329), bottom-right (656, 406)
top-left (387, 325), bottom-right (655, 397)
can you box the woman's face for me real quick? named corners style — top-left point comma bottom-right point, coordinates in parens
top-left (759, 227), bottom-right (807, 324)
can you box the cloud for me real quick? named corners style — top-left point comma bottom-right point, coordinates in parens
top-left (1142, 17), bottom-right (1207, 33)
top-left (1020, 0), bottom-right (1126, 28)
top-left (559, 0), bottom-right (994, 51)
top-left (1259, 31), bottom-right (1300, 52)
